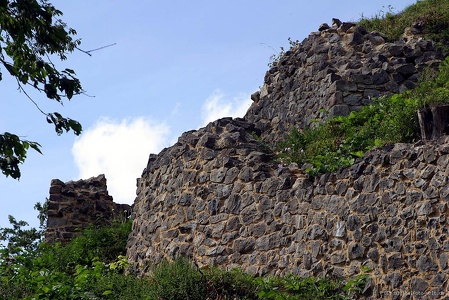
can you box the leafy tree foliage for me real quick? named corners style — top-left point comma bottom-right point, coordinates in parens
top-left (0, 215), bottom-right (43, 256)
top-left (0, 0), bottom-right (83, 179)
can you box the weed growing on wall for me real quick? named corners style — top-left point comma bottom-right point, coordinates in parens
top-left (268, 37), bottom-right (301, 67)
top-left (277, 93), bottom-right (419, 176)
top-left (343, 266), bottom-right (373, 296)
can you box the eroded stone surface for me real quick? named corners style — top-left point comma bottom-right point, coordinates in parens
top-left (127, 115), bottom-right (449, 298)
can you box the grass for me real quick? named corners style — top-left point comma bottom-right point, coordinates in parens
top-left (358, 0), bottom-right (449, 42)
top-left (276, 91), bottom-right (420, 176)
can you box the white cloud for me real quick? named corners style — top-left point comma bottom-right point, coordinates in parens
top-left (201, 89), bottom-right (252, 126)
top-left (72, 117), bottom-right (170, 204)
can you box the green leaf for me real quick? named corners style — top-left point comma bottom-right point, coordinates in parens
top-left (44, 83), bottom-right (58, 99)
top-left (351, 150), bottom-right (365, 158)
top-left (4, 63), bottom-right (18, 76)
top-left (63, 68), bottom-right (76, 75)
top-left (0, 133), bottom-right (42, 179)
top-left (68, 119), bottom-right (82, 135)
top-left (29, 142), bottom-right (43, 154)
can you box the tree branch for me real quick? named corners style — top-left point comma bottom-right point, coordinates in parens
top-left (15, 78), bottom-right (48, 116)
top-left (76, 43), bottom-right (117, 56)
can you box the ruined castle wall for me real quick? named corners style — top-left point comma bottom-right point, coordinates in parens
top-left (45, 174), bottom-right (131, 244)
top-left (127, 115), bottom-right (449, 298)
top-left (126, 21), bottom-right (449, 299)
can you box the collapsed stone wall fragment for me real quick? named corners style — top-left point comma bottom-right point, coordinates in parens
top-left (45, 174), bottom-right (131, 243)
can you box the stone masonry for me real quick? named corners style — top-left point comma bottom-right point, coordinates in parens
top-left (127, 114), bottom-right (449, 298)
top-left (126, 20), bottom-right (449, 299)
top-left (246, 20), bottom-right (445, 145)
top-left (45, 174), bottom-right (131, 244)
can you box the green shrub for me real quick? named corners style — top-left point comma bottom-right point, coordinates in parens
top-left (84, 271), bottom-right (152, 300)
top-left (148, 258), bottom-right (208, 300)
top-left (256, 275), bottom-right (347, 300)
top-left (203, 267), bottom-right (259, 299)
top-left (277, 93), bottom-right (420, 176)
top-left (277, 54), bottom-right (449, 177)
top-left (34, 218), bottom-right (132, 274)
top-left (414, 56), bottom-right (449, 106)
top-left (0, 216), bottom-right (146, 300)
top-left (277, 94), bottom-right (419, 176)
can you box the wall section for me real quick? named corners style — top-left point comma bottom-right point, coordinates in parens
top-left (45, 174), bottom-right (131, 244)
top-left (127, 117), bottom-right (449, 298)
top-left (245, 22), bottom-right (444, 146)
top-left (126, 21), bottom-right (449, 299)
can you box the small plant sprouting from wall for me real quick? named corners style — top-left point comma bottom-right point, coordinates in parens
top-left (343, 265), bottom-right (373, 297)
top-left (268, 37), bottom-right (301, 67)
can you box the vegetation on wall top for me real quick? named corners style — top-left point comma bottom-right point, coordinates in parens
top-left (358, 0), bottom-right (449, 47)
top-left (275, 0), bottom-right (449, 176)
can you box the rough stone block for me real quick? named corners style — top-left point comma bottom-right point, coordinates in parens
top-left (233, 238), bottom-right (255, 254)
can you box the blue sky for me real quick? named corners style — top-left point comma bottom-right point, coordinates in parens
top-left (0, 0), bottom-right (415, 229)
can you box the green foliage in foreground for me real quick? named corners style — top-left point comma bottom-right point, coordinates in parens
top-left (357, 0), bottom-right (449, 46)
top-left (257, 275), bottom-right (347, 300)
top-left (0, 214), bottom-right (367, 299)
top-left (414, 56), bottom-right (449, 107)
top-left (277, 56), bottom-right (449, 176)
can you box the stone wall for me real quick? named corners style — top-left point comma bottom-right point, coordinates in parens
top-left (128, 119), bottom-right (449, 298)
top-left (245, 20), bottom-right (445, 145)
top-left (45, 174), bottom-right (131, 244)
top-left (126, 20), bottom-right (449, 299)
